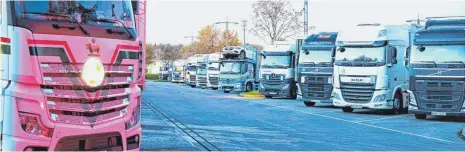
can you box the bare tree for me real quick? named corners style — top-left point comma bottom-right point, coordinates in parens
top-left (155, 44), bottom-right (184, 65)
top-left (246, 43), bottom-right (264, 51)
top-left (251, 0), bottom-right (303, 45)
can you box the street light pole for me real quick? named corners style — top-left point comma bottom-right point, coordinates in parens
top-left (215, 18), bottom-right (239, 46)
top-left (241, 20), bottom-right (247, 45)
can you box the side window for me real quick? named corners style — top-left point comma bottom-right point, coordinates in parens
top-left (242, 63), bottom-right (248, 74)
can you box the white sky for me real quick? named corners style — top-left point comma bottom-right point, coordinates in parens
top-left (147, 0), bottom-right (465, 46)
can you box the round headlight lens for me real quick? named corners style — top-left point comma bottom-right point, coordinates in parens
top-left (82, 57), bottom-right (105, 87)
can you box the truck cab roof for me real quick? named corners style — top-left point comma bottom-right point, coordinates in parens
top-left (415, 18), bottom-right (465, 45)
top-left (301, 32), bottom-right (338, 50)
top-left (337, 24), bottom-right (418, 47)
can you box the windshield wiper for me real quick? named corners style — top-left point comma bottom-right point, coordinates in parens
top-left (90, 18), bottom-right (134, 39)
top-left (22, 12), bottom-right (89, 35)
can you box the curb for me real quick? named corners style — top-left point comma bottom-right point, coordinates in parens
top-left (239, 93), bottom-right (265, 99)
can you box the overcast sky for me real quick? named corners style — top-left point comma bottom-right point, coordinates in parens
top-left (147, 0), bottom-right (465, 46)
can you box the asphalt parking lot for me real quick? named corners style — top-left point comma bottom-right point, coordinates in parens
top-left (141, 81), bottom-right (465, 151)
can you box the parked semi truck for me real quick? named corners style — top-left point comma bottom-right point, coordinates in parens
top-left (159, 62), bottom-right (170, 80)
top-left (172, 60), bottom-right (186, 83)
top-left (0, 0), bottom-right (143, 150)
top-left (333, 23), bottom-right (421, 113)
top-left (259, 42), bottom-right (298, 98)
top-left (407, 17), bottom-right (465, 119)
top-left (219, 46), bottom-right (260, 93)
top-left (207, 53), bottom-right (221, 90)
top-left (297, 32), bottom-right (338, 106)
top-left (196, 55), bottom-right (209, 88)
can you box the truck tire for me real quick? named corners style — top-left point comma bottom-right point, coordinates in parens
top-left (304, 102), bottom-right (316, 107)
top-left (191, 85), bottom-right (196, 88)
top-left (224, 90), bottom-right (230, 93)
top-left (240, 51), bottom-right (246, 59)
top-left (245, 82), bottom-right (253, 92)
top-left (414, 114), bottom-right (427, 119)
top-left (265, 95), bottom-right (272, 98)
top-left (393, 93), bottom-right (408, 114)
top-left (342, 107), bottom-right (354, 113)
top-left (212, 87), bottom-right (218, 90)
top-left (290, 83), bottom-right (297, 99)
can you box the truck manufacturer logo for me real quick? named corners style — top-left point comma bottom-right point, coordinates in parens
top-left (271, 73), bottom-right (276, 78)
top-left (428, 70), bottom-right (451, 76)
top-left (351, 78), bottom-right (364, 82)
top-left (87, 38), bottom-right (100, 56)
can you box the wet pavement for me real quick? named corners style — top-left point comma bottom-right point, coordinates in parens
top-left (141, 81), bottom-right (465, 151)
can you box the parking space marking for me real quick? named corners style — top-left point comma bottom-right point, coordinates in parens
top-left (236, 98), bottom-right (456, 144)
top-left (355, 115), bottom-right (411, 123)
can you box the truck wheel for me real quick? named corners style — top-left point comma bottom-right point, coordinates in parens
top-left (212, 87), bottom-right (218, 90)
top-left (191, 85), bottom-right (196, 88)
top-left (224, 90), bottom-right (230, 93)
top-left (245, 82), bottom-right (253, 92)
top-left (240, 51), bottom-right (246, 59)
top-left (304, 102), bottom-right (316, 107)
top-left (393, 93), bottom-right (408, 114)
top-left (414, 114), bottom-right (427, 119)
top-left (265, 96), bottom-right (272, 98)
top-left (342, 107), bottom-right (354, 113)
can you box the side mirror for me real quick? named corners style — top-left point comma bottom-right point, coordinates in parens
top-left (331, 47), bottom-right (336, 57)
top-left (260, 53), bottom-right (267, 59)
top-left (392, 47), bottom-right (398, 64)
top-left (304, 50), bottom-right (309, 55)
top-left (419, 46), bottom-right (425, 52)
top-left (338, 47), bottom-right (345, 53)
top-left (404, 47), bottom-right (411, 69)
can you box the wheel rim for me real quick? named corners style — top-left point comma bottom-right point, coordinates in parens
top-left (247, 84), bottom-right (252, 91)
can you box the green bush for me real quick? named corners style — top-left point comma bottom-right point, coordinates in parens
top-left (145, 74), bottom-right (160, 80)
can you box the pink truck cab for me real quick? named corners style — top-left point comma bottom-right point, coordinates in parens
top-left (0, 1), bottom-right (144, 151)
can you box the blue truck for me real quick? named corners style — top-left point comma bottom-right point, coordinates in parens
top-left (296, 32), bottom-right (338, 106)
top-left (407, 17), bottom-right (465, 119)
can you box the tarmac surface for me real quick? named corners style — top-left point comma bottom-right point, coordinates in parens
top-left (141, 81), bottom-right (465, 151)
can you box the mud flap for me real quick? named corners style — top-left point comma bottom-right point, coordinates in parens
top-left (401, 91), bottom-right (409, 108)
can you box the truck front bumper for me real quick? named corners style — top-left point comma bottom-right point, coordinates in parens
top-left (2, 121), bottom-right (141, 151)
top-left (296, 84), bottom-right (333, 104)
top-left (221, 84), bottom-right (244, 92)
top-left (409, 109), bottom-right (465, 116)
top-left (332, 88), bottom-right (394, 110)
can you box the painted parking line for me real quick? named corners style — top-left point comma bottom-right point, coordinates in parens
top-left (235, 98), bottom-right (456, 144)
top-left (355, 115), bottom-right (411, 123)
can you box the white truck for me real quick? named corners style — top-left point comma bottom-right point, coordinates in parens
top-left (171, 60), bottom-right (187, 83)
top-left (196, 55), bottom-right (209, 88)
top-left (207, 53), bottom-right (221, 90)
top-left (333, 23), bottom-right (421, 113)
top-left (186, 55), bottom-right (202, 87)
top-left (259, 42), bottom-right (298, 98)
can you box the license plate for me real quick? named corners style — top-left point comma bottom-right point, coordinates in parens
top-left (269, 92), bottom-right (277, 95)
top-left (351, 105), bottom-right (363, 109)
top-left (311, 100), bottom-right (320, 102)
top-left (225, 89), bottom-right (231, 91)
top-left (431, 112), bottom-right (447, 116)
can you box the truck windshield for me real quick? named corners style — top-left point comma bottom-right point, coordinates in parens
top-left (299, 50), bottom-right (332, 65)
top-left (175, 67), bottom-right (184, 72)
top-left (220, 62), bottom-right (241, 74)
top-left (411, 45), bottom-right (465, 63)
top-left (208, 63), bottom-right (220, 70)
top-left (187, 66), bottom-right (197, 72)
top-left (261, 56), bottom-right (291, 69)
top-left (14, 1), bottom-right (136, 38)
top-left (335, 47), bottom-right (385, 66)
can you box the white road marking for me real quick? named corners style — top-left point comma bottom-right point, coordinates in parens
top-left (355, 115), bottom-right (411, 123)
top-left (237, 99), bottom-right (457, 144)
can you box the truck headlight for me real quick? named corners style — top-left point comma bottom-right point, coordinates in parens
top-left (373, 94), bottom-right (386, 102)
top-left (409, 92), bottom-right (417, 106)
top-left (19, 113), bottom-right (53, 138)
top-left (328, 77), bottom-right (333, 84)
top-left (283, 84), bottom-right (289, 89)
top-left (82, 57), bottom-right (105, 87)
top-left (331, 92), bottom-right (341, 100)
top-left (280, 76), bottom-right (284, 81)
top-left (260, 83), bottom-right (264, 89)
top-left (301, 76), bottom-right (305, 83)
top-left (235, 83), bottom-right (242, 88)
